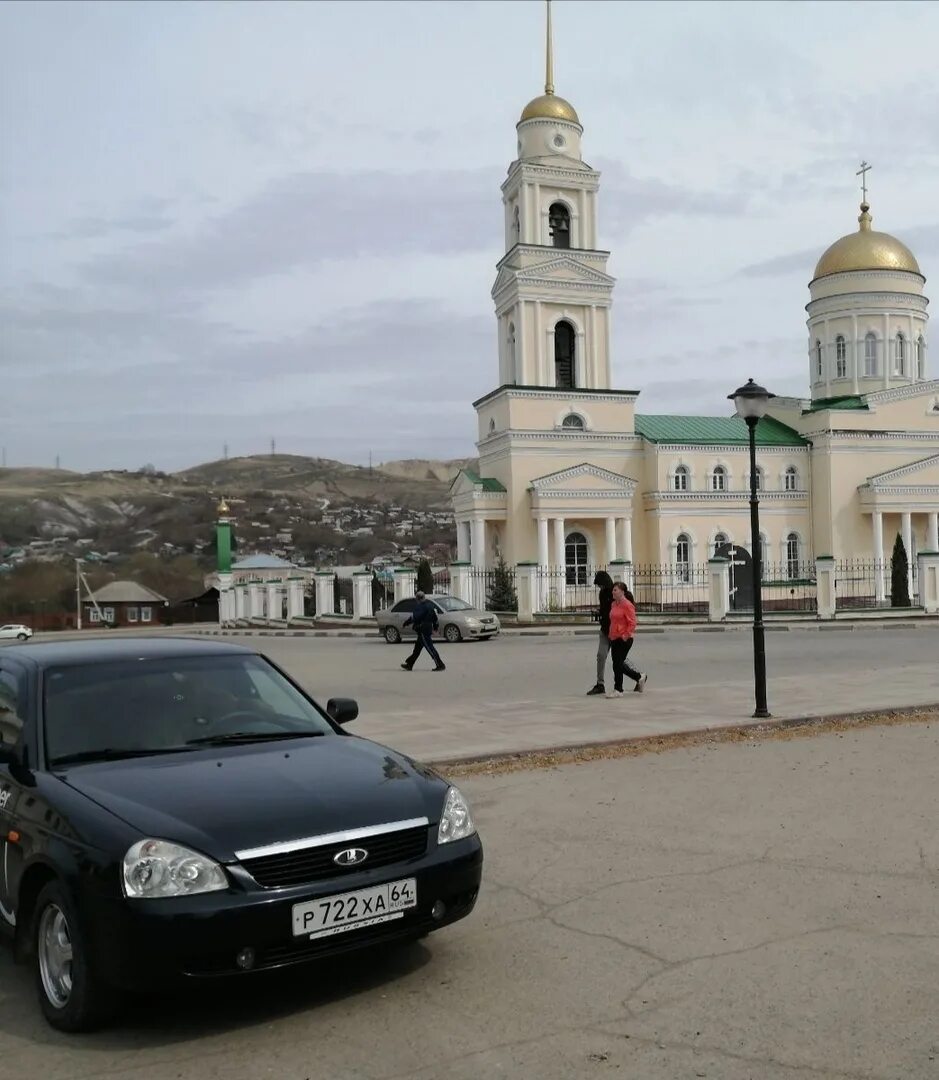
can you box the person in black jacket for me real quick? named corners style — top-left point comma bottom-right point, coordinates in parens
top-left (586, 570), bottom-right (614, 695)
top-left (401, 591), bottom-right (446, 672)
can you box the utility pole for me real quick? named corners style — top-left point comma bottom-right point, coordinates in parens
top-left (223, 442), bottom-right (229, 461)
top-left (55, 454), bottom-right (60, 470)
top-left (75, 559), bottom-right (82, 631)
top-left (1, 446), bottom-right (6, 468)
top-left (271, 438), bottom-right (276, 457)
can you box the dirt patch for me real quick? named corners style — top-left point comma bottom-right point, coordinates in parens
top-left (434, 706), bottom-right (939, 777)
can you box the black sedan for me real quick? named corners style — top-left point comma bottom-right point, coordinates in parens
top-left (0, 638), bottom-right (481, 1031)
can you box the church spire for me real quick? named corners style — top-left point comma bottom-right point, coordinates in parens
top-left (545, 0), bottom-right (554, 95)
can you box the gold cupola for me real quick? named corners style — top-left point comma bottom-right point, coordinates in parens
top-left (813, 200), bottom-right (921, 281)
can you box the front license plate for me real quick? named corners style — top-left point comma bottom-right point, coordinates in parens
top-left (291, 878), bottom-right (418, 940)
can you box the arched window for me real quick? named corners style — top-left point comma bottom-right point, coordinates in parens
top-left (815, 340), bottom-right (823, 379)
top-left (759, 533), bottom-right (769, 580)
top-left (864, 332), bottom-right (877, 376)
top-left (488, 418), bottom-right (496, 436)
top-left (750, 466), bottom-right (764, 492)
top-left (554, 320), bottom-right (575, 389)
top-left (565, 531), bottom-right (588, 586)
top-left (713, 532), bottom-right (728, 555)
top-left (676, 533), bottom-right (691, 583)
top-left (784, 465), bottom-right (798, 491)
top-left (561, 413), bottom-right (585, 430)
top-left (835, 335), bottom-right (847, 378)
top-left (895, 332), bottom-right (906, 375)
top-left (786, 533), bottom-right (800, 580)
top-left (512, 204), bottom-right (520, 242)
top-left (711, 465), bottom-right (727, 492)
top-left (917, 336), bottom-right (926, 379)
top-left (548, 202), bottom-right (571, 249)
top-left (673, 465), bottom-right (689, 492)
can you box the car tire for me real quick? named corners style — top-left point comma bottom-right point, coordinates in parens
top-left (16, 633), bottom-right (28, 641)
top-left (33, 880), bottom-right (116, 1032)
top-left (443, 624), bottom-right (462, 644)
top-left (384, 626), bottom-right (402, 644)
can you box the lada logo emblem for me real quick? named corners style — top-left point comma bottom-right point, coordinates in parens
top-left (333, 847), bottom-right (368, 867)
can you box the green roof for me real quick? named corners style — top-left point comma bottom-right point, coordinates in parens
top-left (635, 414), bottom-right (806, 447)
top-left (462, 469), bottom-right (506, 492)
top-left (803, 395), bottom-right (869, 413)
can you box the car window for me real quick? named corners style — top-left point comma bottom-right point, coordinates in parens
top-left (42, 654), bottom-right (336, 766)
top-left (435, 597), bottom-right (474, 612)
top-left (392, 600), bottom-right (417, 613)
top-left (0, 668), bottom-right (25, 749)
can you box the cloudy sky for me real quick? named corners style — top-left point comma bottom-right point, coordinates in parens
top-left (2, 0), bottom-right (938, 472)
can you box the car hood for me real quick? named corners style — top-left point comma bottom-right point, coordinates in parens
top-left (61, 735), bottom-right (446, 863)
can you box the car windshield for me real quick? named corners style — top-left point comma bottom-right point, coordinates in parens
top-left (43, 654), bottom-right (335, 766)
top-left (435, 597), bottom-right (474, 612)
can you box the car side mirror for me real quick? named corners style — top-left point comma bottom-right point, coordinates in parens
top-left (326, 698), bottom-right (359, 725)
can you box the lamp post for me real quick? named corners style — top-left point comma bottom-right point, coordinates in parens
top-left (728, 378), bottom-right (775, 719)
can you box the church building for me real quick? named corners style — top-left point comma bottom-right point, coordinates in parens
top-left (450, 5), bottom-right (938, 597)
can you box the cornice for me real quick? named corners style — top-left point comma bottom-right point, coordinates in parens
top-left (473, 384), bottom-right (639, 408)
top-left (502, 162), bottom-right (600, 195)
top-left (648, 443), bottom-right (808, 454)
top-left (531, 490), bottom-right (636, 500)
top-left (807, 293), bottom-right (929, 316)
top-left (865, 379), bottom-right (939, 405)
top-left (813, 430), bottom-right (939, 443)
top-left (643, 490), bottom-right (809, 503)
top-left (859, 484), bottom-right (939, 496)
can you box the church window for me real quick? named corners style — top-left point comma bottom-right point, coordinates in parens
top-left (565, 531), bottom-right (589, 586)
top-left (488, 418), bottom-right (496, 436)
top-left (917, 336), bottom-right (926, 379)
top-left (675, 534), bottom-right (691, 582)
top-left (815, 340), bottom-right (823, 379)
top-left (548, 202), bottom-right (571, 249)
top-left (713, 532), bottom-right (728, 555)
top-left (554, 320), bottom-right (576, 389)
top-left (786, 533), bottom-right (801, 580)
top-left (561, 413), bottom-right (585, 430)
top-left (835, 335), bottom-right (847, 378)
top-left (710, 465), bottom-right (727, 492)
top-left (894, 332), bottom-right (906, 375)
top-left (784, 466), bottom-right (798, 491)
top-left (673, 465), bottom-right (689, 491)
top-left (512, 204), bottom-right (520, 243)
top-left (750, 466), bottom-right (764, 492)
top-left (864, 332), bottom-right (877, 376)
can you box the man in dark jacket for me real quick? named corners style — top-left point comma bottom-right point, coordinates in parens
top-left (401, 591), bottom-right (446, 672)
top-left (586, 570), bottom-right (614, 695)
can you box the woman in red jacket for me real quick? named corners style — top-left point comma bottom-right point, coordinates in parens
top-left (607, 582), bottom-right (648, 697)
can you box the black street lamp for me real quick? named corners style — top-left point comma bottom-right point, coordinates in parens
top-left (729, 378), bottom-right (776, 719)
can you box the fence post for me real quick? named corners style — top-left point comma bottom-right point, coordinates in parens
top-left (516, 562), bottom-right (539, 622)
top-left (708, 558), bottom-right (730, 622)
top-left (248, 579), bottom-right (265, 620)
top-left (917, 551), bottom-right (939, 614)
top-left (265, 578), bottom-right (282, 622)
top-left (314, 571), bottom-right (335, 618)
top-left (217, 571), bottom-right (232, 626)
top-left (449, 562), bottom-right (473, 604)
top-left (394, 567), bottom-right (417, 604)
top-left (608, 559), bottom-right (633, 592)
top-left (286, 576), bottom-right (305, 620)
top-left (815, 556), bottom-right (835, 619)
top-left (235, 583), bottom-right (248, 621)
top-left (352, 571), bottom-right (374, 620)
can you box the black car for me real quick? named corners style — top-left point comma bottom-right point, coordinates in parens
top-left (0, 638), bottom-right (482, 1031)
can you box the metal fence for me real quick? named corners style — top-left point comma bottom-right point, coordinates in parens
top-left (465, 568), bottom-right (518, 613)
top-left (758, 562), bottom-right (817, 613)
top-left (833, 559), bottom-right (919, 610)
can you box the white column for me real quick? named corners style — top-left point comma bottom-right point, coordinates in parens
top-left (823, 317), bottom-right (831, 397)
top-left (575, 329), bottom-right (586, 389)
top-left (883, 313), bottom-right (890, 389)
top-left (533, 182), bottom-right (541, 243)
top-left (537, 517), bottom-right (549, 569)
top-left (287, 577), bottom-right (305, 620)
top-left (518, 300), bottom-right (528, 382)
top-left (603, 308), bottom-right (611, 389)
top-left (928, 511), bottom-right (939, 551)
top-left (852, 314), bottom-right (860, 393)
top-left (588, 189), bottom-right (597, 247)
top-left (315, 572), bottom-right (336, 616)
top-left (605, 517), bottom-right (616, 564)
top-left (514, 304), bottom-right (524, 383)
top-left (456, 519), bottom-right (469, 562)
top-left (352, 572), bottom-right (374, 620)
top-left (536, 300), bottom-right (546, 386)
top-left (471, 518), bottom-right (486, 568)
top-left (619, 517), bottom-right (633, 563)
top-left (872, 511), bottom-right (885, 602)
top-left (902, 511), bottom-right (913, 598)
top-left (553, 517), bottom-right (565, 569)
top-left (266, 580), bottom-right (283, 622)
top-left (589, 304), bottom-right (598, 388)
top-left (909, 314), bottom-right (917, 381)
top-left (577, 188), bottom-right (586, 247)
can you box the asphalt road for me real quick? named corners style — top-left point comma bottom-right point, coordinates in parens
top-left (1, 719), bottom-right (937, 1079)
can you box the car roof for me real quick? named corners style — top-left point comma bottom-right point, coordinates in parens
top-left (5, 636), bottom-right (256, 669)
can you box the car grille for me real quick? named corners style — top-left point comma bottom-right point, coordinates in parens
top-left (240, 825), bottom-right (429, 888)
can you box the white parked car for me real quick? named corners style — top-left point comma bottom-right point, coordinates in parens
top-left (0, 624), bottom-right (33, 641)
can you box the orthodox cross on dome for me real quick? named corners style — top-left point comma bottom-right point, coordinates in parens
top-left (856, 160), bottom-right (872, 203)
top-left (544, 0), bottom-right (554, 95)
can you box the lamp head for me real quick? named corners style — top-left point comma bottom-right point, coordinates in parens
top-left (729, 378), bottom-right (775, 420)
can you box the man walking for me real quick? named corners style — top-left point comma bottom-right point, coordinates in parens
top-left (586, 570), bottom-right (614, 695)
top-left (401, 591), bottom-right (446, 672)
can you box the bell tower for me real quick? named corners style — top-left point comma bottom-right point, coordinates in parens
top-left (492, 0), bottom-right (615, 391)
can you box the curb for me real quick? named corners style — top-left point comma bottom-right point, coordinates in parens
top-left (425, 703), bottom-right (939, 769)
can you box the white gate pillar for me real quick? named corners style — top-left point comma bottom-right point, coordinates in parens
top-left (314, 572), bottom-right (335, 618)
top-left (917, 551), bottom-right (939, 614)
top-left (516, 562), bottom-right (539, 621)
top-left (449, 563), bottom-right (473, 604)
top-left (248, 580), bottom-right (264, 619)
top-left (815, 556), bottom-right (836, 619)
top-left (708, 558), bottom-right (730, 622)
top-left (286, 576), bottom-right (306, 620)
top-left (352, 571), bottom-right (374, 620)
top-left (394, 568), bottom-right (417, 604)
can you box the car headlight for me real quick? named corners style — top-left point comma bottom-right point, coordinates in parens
top-left (437, 785), bottom-right (476, 844)
top-left (123, 838), bottom-right (228, 898)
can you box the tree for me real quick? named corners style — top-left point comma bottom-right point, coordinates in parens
top-left (487, 556), bottom-right (518, 613)
top-left (416, 557), bottom-right (434, 594)
top-left (890, 532), bottom-right (910, 607)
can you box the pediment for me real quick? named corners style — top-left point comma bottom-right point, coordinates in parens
top-left (864, 453), bottom-right (939, 488)
top-left (530, 463), bottom-right (637, 493)
top-left (517, 257), bottom-right (615, 287)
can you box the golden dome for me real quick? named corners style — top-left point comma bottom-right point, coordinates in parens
top-left (813, 203), bottom-right (921, 280)
top-left (519, 92), bottom-right (580, 125)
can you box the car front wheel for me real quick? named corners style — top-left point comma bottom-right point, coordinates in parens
top-left (34, 880), bottom-right (114, 1032)
top-left (443, 623), bottom-right (462, 643)
top-left (17, 633), bottom-right (28, 641)
top-left (384, 625), bottom-right (402, 644)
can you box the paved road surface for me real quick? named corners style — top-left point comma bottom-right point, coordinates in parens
top-left (2, 721), bottom-right (937, 1079)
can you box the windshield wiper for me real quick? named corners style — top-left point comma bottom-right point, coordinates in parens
top-left (185, 731), bottom-right (324, 747)
top-left (52, 746), bottom-right (196, 766)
